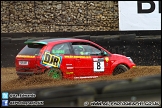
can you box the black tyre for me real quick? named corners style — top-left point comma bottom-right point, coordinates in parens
top-left (113, 64), bottom-right (129, 76)
top-left (45, 68), bottom-right (62, 80)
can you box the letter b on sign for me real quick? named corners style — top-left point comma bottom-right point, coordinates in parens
top-left (138, 1), bottom-right (161, 13)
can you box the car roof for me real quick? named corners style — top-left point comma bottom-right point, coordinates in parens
top-left (37, 38), bottom-right (88, 44)
top-left (38, 38), bottom-right (73, 42)
top-left (25, 37), bottom-right (112, 54)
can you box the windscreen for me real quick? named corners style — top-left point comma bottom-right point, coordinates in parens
top-left (18, 44), bottom-right (45, 55)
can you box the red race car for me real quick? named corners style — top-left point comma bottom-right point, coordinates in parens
top-left (15, 38), bottom-right (136, 79)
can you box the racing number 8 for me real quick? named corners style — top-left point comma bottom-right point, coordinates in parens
top-left (93, 61), bottom-right (104, 72)
top-left (97, 62), bottom-right (101, 69)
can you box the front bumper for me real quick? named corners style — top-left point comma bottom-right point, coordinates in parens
top-left (129, 64), bottom-right (136, 69)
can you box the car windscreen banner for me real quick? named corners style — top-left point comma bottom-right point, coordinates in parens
top-left (118, 1), bottom-right (161, 31)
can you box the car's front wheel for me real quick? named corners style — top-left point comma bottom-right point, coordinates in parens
top-left (112, 64), bottom-right (129, 76)
top-left (45, 68), bottom-right (63, 80)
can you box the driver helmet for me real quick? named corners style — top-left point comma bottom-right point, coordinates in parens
top-left (78, 45), bottom-right (84, 51)
top-left (78, 45), bottom-right (84, 55)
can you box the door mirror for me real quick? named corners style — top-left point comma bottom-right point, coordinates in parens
top-left (101, 50), bottom-right (107, 56)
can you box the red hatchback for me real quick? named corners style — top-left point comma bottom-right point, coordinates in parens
top-left (15, 38), bottom-right (136, 79)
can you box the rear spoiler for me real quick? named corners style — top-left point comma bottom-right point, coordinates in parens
top-left (24, 39), bottom-right (47, 45)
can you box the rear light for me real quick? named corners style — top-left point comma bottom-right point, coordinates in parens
top-left (39, 46), bottom-right (47, 56)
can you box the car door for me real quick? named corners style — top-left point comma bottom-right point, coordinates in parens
top-left (70, 42), bottom-right (92, 78)
top-left (50, 42), bottom-right (75, 79)
top-left (85, 43), bottom-right (111, 76)
top-left (71, 42), bottom-right (110, 79)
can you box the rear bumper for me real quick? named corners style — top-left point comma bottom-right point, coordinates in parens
top-left (16, 71), bottom-right (43, 76)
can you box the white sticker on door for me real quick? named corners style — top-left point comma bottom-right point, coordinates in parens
top-left (93, 61), bottom-right (104, 72)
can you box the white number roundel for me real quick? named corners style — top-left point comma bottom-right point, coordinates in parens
top-left (93, 61), bottom-right (104, 72)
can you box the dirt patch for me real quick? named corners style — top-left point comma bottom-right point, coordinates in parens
top-left (1, 66), bottom-right (161, 92)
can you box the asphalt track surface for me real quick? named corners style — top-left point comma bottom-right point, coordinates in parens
top-left (1, 66), bottom-right (161, 92)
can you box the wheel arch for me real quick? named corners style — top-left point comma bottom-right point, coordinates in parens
top-left (111, 63), bottom-right (130, 75)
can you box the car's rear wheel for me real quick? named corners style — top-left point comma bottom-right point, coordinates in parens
top-left (113, 64), bottom-right (129, 76)
top-left (45, 68), bottom-right (62, 80)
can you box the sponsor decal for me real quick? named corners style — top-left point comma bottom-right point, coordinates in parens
top-left (52, 50), bottom-right (65, 54)
top-left (41, 52), bottom-right (62, 68)
top-left (16, 55), bottom-right (35, 58)
top-left (66, 72), bottom-right (74, 74)
top-left (64, 55), bottom-right (91, 58)
top-left (93, 58), bottom-right (98, 61)
top-left (105, 57), bottom-right (109, 62)
top-left (93, 58), bottom-right (105, 72)
top-left (74, 76), bottom-right (98, 79)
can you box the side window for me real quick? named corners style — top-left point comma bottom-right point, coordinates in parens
top-left (51, 43), bottom-right (71, 55)
top-left (72, 42), bottom-right (102, 56)
top-left (90, 46), bottom-right (102, 55)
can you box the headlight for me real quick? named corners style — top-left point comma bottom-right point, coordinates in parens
top-left (127, 57), bottom-right (134, 63)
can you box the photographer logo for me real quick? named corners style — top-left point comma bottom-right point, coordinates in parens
top-left (2, 92), bottom-right (8, 99)
top-left (2, 100), bottom-right (8, 106)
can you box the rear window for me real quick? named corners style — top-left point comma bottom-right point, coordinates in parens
top-left (18, 44), bottom-right (45, 55)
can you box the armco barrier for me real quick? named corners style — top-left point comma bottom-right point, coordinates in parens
top-left (1, 34), bottom-right (161, 67)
